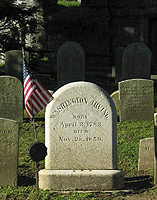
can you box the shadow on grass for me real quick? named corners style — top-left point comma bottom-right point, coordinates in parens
top-left (125, 175), bottom-right (153, 191)
top-left (18, 176), bottom-right (36, 187)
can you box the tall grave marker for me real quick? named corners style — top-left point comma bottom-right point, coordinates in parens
top-left (5, 50), bottom-right (29, 83)
top-left (0, 76), bottom-right (23, 123)
top-left (119, 79), bottom-right (154, 122)
top-left (39, 81), bottom-right (124, 191)
top-left (121, 43), bottom-right (151, 80)
top-left (57, 41), bottom-right (85, 87)
top-left (0, 118), bottom-right (19, 187)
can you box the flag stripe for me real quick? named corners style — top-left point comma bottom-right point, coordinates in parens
top-left (23, 57), bottom-right (53, 120)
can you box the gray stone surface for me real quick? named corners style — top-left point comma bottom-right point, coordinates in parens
top-left (121, 43), bottom-right (151, 80)
top-left (39, 81), bottom-right (124, 191)
top-left (119, 79), bottom-right (154, 122)
top-left (110, 90), bottom-right (120, 110)
top-left (45, 81), bottom-right (117, 170)
top-left (57, 41), bottom-right (85, 87)
top-left (0, 76), bottom-right (23, 123)
top-left (138, 137), bottom-right (154, 171)
top-left (5, 50), bottom-right (29, 83)
top-left (0, 118), bottom-right (19, 187)
top-left (39, 169), bottom-right (124, 191)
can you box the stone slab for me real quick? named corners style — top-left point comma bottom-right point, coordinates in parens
top-left (0, 118), bottom-right (19, 187)
top-left (138, 137), bottom-right (154, 170)
top-left (119, 79), bottom-right (154, 122)
top-left (0, 76), bottom-right (23, 123)
top-left (5, 50), bottom-right (29, 83)
top-left (45, 81), bottom-right (117, 170)
top-left (121, 43), bottom-right (151, 80)
top-left (39, 169), bottom-right (124, 191)
top-left (57, 41), bottom-right (85, 87)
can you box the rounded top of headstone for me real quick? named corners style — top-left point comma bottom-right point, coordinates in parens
top-left (121, 43), bottom-right (151, 80)
top-left (124, 42), bottom-right (151, 52)
top-left (58, 41), bottom-right (84, 51)
top-left (46, 81), bottom-right (117, 123)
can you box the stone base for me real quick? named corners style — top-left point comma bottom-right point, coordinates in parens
top-left (39, 169), bottom-right (124, 191)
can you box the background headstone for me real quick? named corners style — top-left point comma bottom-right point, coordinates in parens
top-left (121, 43), bottom-right (151, 81)
top-left (0, 118), bottom-right (19, 187)
top-left (110, 90), bottom-right (120, 110)
top-left (5, 50), bottom-right (29, 83)
top-left (119, 79), bottom-right (154, 122)
top-left (0, 76), bottom-right (23, 123)
top-left (39, 81), bottom-right (124, 191)
top-left (138, 137), bottom-right (154, 171)
top-left (57, 41), bottom-right (85, 87)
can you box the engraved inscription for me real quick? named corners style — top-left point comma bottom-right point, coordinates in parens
top-left (60, 121), bottom-right (102, 129)
top-left (59, 136), bottom-right (103, 142)
top-left (120, 83), bottom-right (153, 113)
top-left (50, 97), bottom-right (109, 120)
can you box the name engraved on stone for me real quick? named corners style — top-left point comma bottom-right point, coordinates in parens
top-left (50, 97), bottom-right (109, 120)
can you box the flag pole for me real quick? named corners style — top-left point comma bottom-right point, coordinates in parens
top-left (22, 47), bottom-right (39, 194)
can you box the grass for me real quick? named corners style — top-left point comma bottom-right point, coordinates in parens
top-left (0, 93), bottom-right (156, 199)
top-left (57, 1), bottom-right (81, 7)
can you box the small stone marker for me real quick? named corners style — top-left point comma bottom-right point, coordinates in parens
top-left (119, 79), bottom-right (154, 122)
top-left (110, 90), bottom-right (120, 110)
top-left (5, 50), bottom-right (29, 83)
top-left (0, 76), bottom-right (23, 123)
top-left (39, 81), bottom-right (124, 191)
top-left (121, 43), bottom-right (151, 80)
top-left (138, 137), bottom-right (154, 171)
top-left (0, 118), bottom-right (19, 187)
top-left (57, 41), bottom-right (85, 87)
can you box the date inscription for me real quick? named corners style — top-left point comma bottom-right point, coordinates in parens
top-left (59, 136), bottom-right (103, 142)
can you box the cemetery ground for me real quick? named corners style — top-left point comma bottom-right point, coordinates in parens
top-left (1, 82), bottom-right (157, 199)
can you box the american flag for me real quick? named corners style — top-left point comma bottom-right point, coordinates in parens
top-left (23, 58), bottom-right (53, 120)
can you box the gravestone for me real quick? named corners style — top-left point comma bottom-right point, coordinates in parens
top-left (121, 43), bottom-right (151, 81)
top-left (0, 76), bottom-right (23, 123)
top-left (57, 41), bottom-right (85, 87)
top-left (39, 81), bottom-right (124, 191)
top-left (119, 79), bottom-right (154, 122)
top-left (5, 50), bottom-right (29, 83)
top-left (115, 47), bottom-right (125, 84)
top-left (110, 90), bottom-right (120, 110)
top-left (0, 118), bottom-right (19, 187)
top-left (138, 137), bottom-right (154, 170)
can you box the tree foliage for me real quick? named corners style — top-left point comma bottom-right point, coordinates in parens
top-left (0, 0), bottom-right (38, 51)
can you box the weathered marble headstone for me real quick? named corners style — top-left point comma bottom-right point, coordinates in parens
top-left (57, 41), bottom-right (85, 87)
top-left (121, 43), bottom-right (151, 80)
top-left (119, 79), bottom-right (154, 122)
top-left (5, 50), bottom-right (29, 82)
top-left (0, 118), bottom-right (19, 187)
top-left (0, 76), bottom-right (23, 123)
top-left (110, 90), bottom-right (120, 110)
top-left (138, 137), bottom-right (154, 170)
top-left (39, 81), bottom-right (124, 191)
